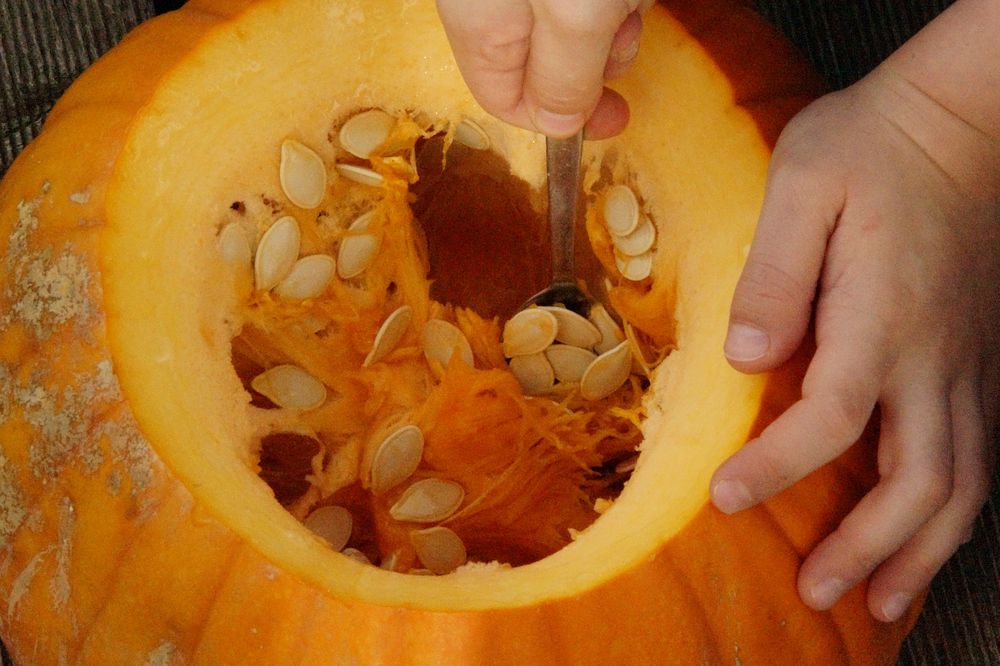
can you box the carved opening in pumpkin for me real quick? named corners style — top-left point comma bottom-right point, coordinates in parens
top-left (221, 113), bottom-right (670, 574)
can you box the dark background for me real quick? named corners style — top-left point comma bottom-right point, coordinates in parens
top-left (1, 0), bottom-right (997, 663)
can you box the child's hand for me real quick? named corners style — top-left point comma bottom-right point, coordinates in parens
top-left (711, 63), bottom-right (1000, 622)
top-left (435, 0), bottom-right (652, 138)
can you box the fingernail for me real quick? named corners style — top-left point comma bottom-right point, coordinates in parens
top-left (809, 577), bottom-right (847, 609)
top-left (711, 479), bottom-right (753, 514)
top-left (724, 323), bottom-right (769, 362)
top-left (612, 36), bottom-right (640, 64)
top-left (881, 593), bottom-right (912, 622)
top-left (532, 108), bottom-right (585, 137)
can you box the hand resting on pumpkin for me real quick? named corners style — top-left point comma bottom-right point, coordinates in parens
top-left (714, 0), bottom-right (1000, 623)
top-left (435, 0), bottom-right (1000, 624)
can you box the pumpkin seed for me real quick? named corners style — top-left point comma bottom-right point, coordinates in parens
top-left (342, 547), bottom-right (371, 564)
top-left (589, 303), bottom-right (625, 354)
top-left (219, 222), bottom-right (251, 267)
top-left (611, 214), bottom-right (656, 256)
top-left (603, 184), bottom-right (639, 236)
top-left (422, 320), bottom-right (474, 369)
top-left (337, 210), bottom-right (381, 279)
top-left (615, 455), bottom-right (639, 474)
top-left (363, 305), bottom-right (413, 367)
top-left (389, 478), bottom-right (464, 523)
top-left (509, 352), bottom-right (555, 395)
top-left (339, 109), bottom-right (396, 159)
top-left (380, 551), bottom-right (400, 571)
top-left (410, 526), bottom-right (467, 575)
top-left (254, 216), bottom-right (301, 291)
top-left (580, 340), bottom-right (632, 401)
top-left (624, 321), bottom-right (667, 374)
top-left (545, 344), bottom-right (597, 384)
top-left (280, 139), bottom-right (327, 209)
top-left (539, 306), bottom-right (602, 349)
top-left (453, 119), bottom-right (489, 150)
top-left (615, 250), bottom-right (653, 281)
top-left (250, 364), bottom-right (327, 410)
top-left (335, 163), bottom-right (385, 187)
top-left (274, 254), bottom-right (336, 300)
top-left (502, 308), bottom-right (558, 357)
top-left (303, 505), bottom-right (352, 551)
top-left (370, 424), bottom-right (424, 494)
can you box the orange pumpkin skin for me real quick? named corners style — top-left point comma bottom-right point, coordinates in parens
top-left (0, 0), bottom-right (920, 664)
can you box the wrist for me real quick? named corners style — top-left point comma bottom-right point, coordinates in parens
top-left (858, 63), bottom-right (1000, 201)
top-left (883, 0), bottom-right (1000, 138)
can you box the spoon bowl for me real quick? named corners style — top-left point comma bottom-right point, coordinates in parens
top-left (522, 280), bottom-right (591, 315)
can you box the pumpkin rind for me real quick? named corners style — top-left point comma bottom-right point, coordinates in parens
top-left (0, 0), bottom-right (920, 664)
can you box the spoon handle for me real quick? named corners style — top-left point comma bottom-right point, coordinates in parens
top-left (546, 132), bottom-right (583, 284)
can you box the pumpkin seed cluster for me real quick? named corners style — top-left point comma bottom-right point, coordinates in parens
top-left (218, 108), bottom-right (664, 575)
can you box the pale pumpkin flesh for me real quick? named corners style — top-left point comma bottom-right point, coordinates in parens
top-left (0, 0), bottom-right (919, 663)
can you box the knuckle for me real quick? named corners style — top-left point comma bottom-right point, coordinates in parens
top-left (765, 157), bottom-right (823, 196)
top-left (806, 390), bottom-right (870, 443)
top-left (901, 549), bottom-right (948, 584)
top-left (733, 258), bottom-right (813, 321)
top-left (542, 0), bottom-right (625, 35)
top-left (473, 30), bottom-right (530, 73)
top-left (746, 441), bottom-right (796, 492)
top-left (912, 467), bottom-right (953, 515)
top-left (830, 522), bottom-right (883, 575)
top-left (762, 157), bottom-right (839, 227)
top-left (530, 77), bottom-right (594, 110)
top-left (952, 456), bottom-right (991, 510)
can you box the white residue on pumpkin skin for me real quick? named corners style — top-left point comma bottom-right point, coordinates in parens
top-left (99, 412), bottom-right (155, 496)
top-left (68, 190), bottom-right (91, 205)
top-left (144, 640), bottom-right (181, 666)
top-left (0, 451), bottom-right (28, 546)
top-left (10, 247), bottom-right (96, 341)
top-left (0, 186), bottom-right (122, 637)
top-left (2, 194), bottom-right (97, 341)
top-left (0, 363), bottom-right (10, 423)
top-left (19, 363), bottom-right (112, 480)
top-left (24, 509), bottom-right (43, 534)
top-left (49, 497), bottom-right (75, 611)
top-left (0, 183), bottom-right (160, 564)
top-left (4, 198), bottom-right (40, 275)
top-left (7, 546), bottom-right (53, 618)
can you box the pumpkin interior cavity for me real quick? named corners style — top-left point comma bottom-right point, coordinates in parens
top-left (96, 0), bottom-right (776, 609)
top-left (222, 111), bottom-right (670, 574)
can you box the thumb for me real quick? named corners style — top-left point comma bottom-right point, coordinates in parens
top-left (726, 164), bottom-right (841, 372)
top-left (524, 1), bottom-right (634, 137)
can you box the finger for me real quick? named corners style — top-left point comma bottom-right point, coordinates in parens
top-left (725, 159), bottom-right (845, 372)
top-left (711, 301), bottom-right (888, 514)
top-left (436, 0), bottom-right (534, 125)
top-left (865, 375), bottom-right (991, 622)
top-left (797, 375), bottom-right (954, 612)
top-left (582, 87), bottom-right (630, 140)
top-left (604, 11), bottom-right (643, 80)
top-left (523, 0), bottom-right (636, 136)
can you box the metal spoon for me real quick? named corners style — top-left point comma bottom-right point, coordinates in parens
top-left (522, 131), bottom-right (591, 316)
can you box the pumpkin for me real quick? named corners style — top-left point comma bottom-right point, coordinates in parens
top-left (0, 0), bottom-right (922, 663)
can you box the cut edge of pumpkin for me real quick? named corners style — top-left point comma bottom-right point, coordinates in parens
top-left (101, 0), bottom-right (771, 610)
